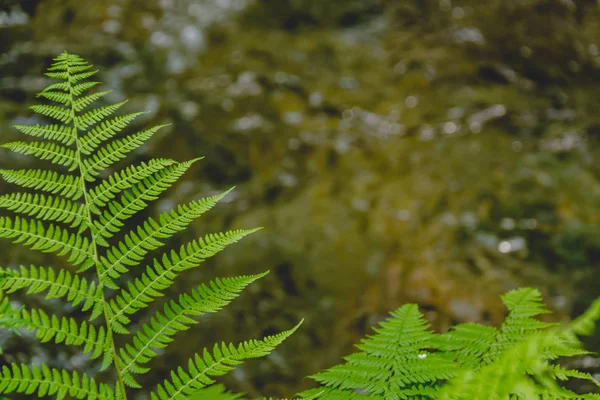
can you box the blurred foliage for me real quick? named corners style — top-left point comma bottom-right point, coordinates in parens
top-left (0, 0), bottom-right (599, 398)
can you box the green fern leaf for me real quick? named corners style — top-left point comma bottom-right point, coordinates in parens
top-left (71, 81), bottom-right (102, 97)
top-left (2, 141), bottom-right (77, 170)
top-left (79, 112), bottom-right (146, 155)
top-left (99, 189), bottom-right (234, 285)
top-left (0, 169), bottom-right (82, 200)
top-left (148, 322), bottom-right (302, 400)
top-left (36, 90), bottom-right (71, 106)
top-left (0, 192), bottom-right (86, 228)
top-left (107, 228), bottom-right (260, 326)
top-left (73, 90), bottom-right (112, 112)
top-left (92, 159), bottom-right (199, 244)
top-left (0, 217), bottom-right (93, 268)
top-left (117, 272), bottom-right (269, 376)
top-left (302, 304), bottom-right (459, 399)
top-left (75, 100), bottom-right (127, 130)
top-left (18, 308), bottom-right (111, 365)
top-left (0, 363), bottom-right (113, 399)
top-left (0, 265), bottom-right (103, 319)
top-left (29, 104), bottom-right (73, 124)
top-left (87, 158), bottom-right (176, 212)
top-left (82, 123), bottom-right (169, 179)
top-left (11, 124), bottom-right (76, 145)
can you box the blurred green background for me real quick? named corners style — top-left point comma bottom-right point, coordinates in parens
top-left (0, 0), bottom-right (599, 398)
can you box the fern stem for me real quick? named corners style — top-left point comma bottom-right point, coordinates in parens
top-left (65, 53), bottom-right (129, 400)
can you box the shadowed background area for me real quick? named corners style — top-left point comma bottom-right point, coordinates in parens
top-left (0, 0), bottom-right (599, 397)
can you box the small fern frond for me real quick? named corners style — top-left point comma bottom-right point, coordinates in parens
top-left (487, 288), bottom-right (556, 364)
top-left (1, 141), bottom-right (77, 170)
top-left (116, 272), bottom-right (269, 377)
top-left (18, 308), bottom-right (112, 366)
top-left (11, 124), bottom-right (75, 145)
top-left (0, 169), bottom-right (82, 200)
top-left (433, 322), bottom-right (498, 369)
top-left (0, 265), bottom-right (103, 319)
top-left (36, 90), bottom-right (71, 106)
top-left (106, 228), bottom-right (259, 326)
top-left (92, 160), bottom-right (199, 245)
top-left (148, 322), bottom-right (302, 400)
top-left (302, 304), bottom-right (458, 399)
top-left (75, 100), bottom-right (127, 130)
top-left (570, 297), bottom-right (600, 336)
top-left (87, 158), bottom-right (176, 212)
top-left (82, 123), bottom-right (170, 180)
top-left (99, 189), bottom-right (234, 284)
top-left (0, 193), bottom-right (86, 228)
top-left (79, 112), bottom-right (146, 155)
top-left (0, 363), bottom-right (114, 400)
top-left (0, 217), bottom-right (93, 268)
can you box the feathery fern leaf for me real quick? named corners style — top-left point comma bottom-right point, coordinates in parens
top-left (105, 227), bottom-right (259, 323)
top-left (117, 272), bottom-right (269, 381)
top-left (0, 192), bottom-right (86, 228)
top-left (0, 169), bottom-right (82, 199)
top-left (0, 363), bottom-right (113, 399)
top-left (12, 124), bottom-right (75, 145)
top-left (87, 158), bottom-right (176, 213)
top-left (302, 288), bottom-right (600, 399)
top-left (149, 322), bottom-right (302, 400)
top-left (0, 265), bottom-right (103, 319)
top-left (98, 189), bottom-right (234, 287)
top-left (92, 159), bottom-right (200, 245)
top-left (0, 217), bottom-right (93, 267)
top-left (0, 51), bottom-right (297, 400)
top-left (18, 307), bottom-right (112, 368)
top-left (303, 304), bottom-right (458, 399)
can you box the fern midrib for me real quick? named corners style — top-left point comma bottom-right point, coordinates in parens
top-left (121, 302), bottom-right (197, 375)
top-left (65, 55), bottom-right (129, 400)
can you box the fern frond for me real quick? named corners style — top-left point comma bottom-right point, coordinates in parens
top-left (148, 322), bottom-right (301, 400)
top-left (188, 384), bottom-right (245, 399)
top-left (73, 90), bottom-right (112, 112)
top-left (0, 363), bottom-right (114, 399)
top-left (92, 159), bottom-right (199, 244)
top-left (116, 272), bottom-right (269, 378)
top-left (87, 158), bottom-right (176, 212)
top-left (72, 81), bottom-right (102, 97)
top-left (487, 288), bottom-right (556, 364)
top-left (0, 169), bottom-right (82, 200)
top-left (0, 193), bottom-right (86, 228)
top-left (2, 141), bottom-right (77, 170)
top-left (570, 297), bottom-right (600, 336)
top-left (82, 124), bottom-right (170, 180)
top-left (79, 112), bottom-right (146, 155)
top-left (99, 189), bottom-right (234, 284)
top-left (433, 322), bottom-right (498, 369)
top-left (437, 331), bottom-right (579, 400)
top-left (303, 304), bottom-right (458, 399)
top-left (75, 100), bottom-right (127, 130)
top-left (106, 228), bottom-right (259, 326)
top-left (36, 90), bottom-right (71, 106)
top-left (12, 124), bottom-right (76, 145)
top-left (0, 265), bottom-right (103, 319)
top-left (0, 217), bottom-right (93, 268)
top-left (18, 308), bottom-right (112, 367)
top-left (38, 81), bottom-right (70, 93)
top-left (29, 104), bottom-right (72, 124)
